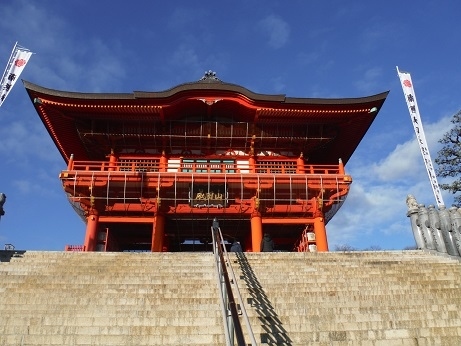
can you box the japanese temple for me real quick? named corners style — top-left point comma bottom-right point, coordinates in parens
top-left (23, 71), bottom-right (388, 253)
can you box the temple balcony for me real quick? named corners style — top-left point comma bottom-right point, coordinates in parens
top-left (60, 157), bottom-right (351, 224)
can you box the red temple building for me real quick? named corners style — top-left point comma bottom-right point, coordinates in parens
top-left (24, 72), bottom-right (388, 253)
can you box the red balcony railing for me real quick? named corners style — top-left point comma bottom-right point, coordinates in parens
top-left (66, 158), bottom-right (344, 175)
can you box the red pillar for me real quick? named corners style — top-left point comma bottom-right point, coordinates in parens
top-left (84, 212), bottom-right (99, 252)
top-left (338, 158), bottom-right (345, 175)
top-left (108, 150), bottom-right (117, 171)
top-left (249, 156), bottom-right (256, 173)
top-left (251, 212), bottom-right (263, 252)
top-left (313, 213), bottom-right (329, 252)
top-left (151, 213), bottom-right (165, 252)
top-left (296, 153), bottom-right (305, 174)
top-left (67, 154), bottom-right (74, 170)
top-left (160, 151), bottom-right (168, 172)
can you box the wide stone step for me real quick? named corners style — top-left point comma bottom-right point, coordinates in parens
top-left (1, 315), bottom-right (223, 330)
top-left (0, 332), bottom-right (227, 346)
top-left (1, 306), bottom-right (219, 314)
top-left (2, 282), bottom-right (218, 290)
top-left (0, 296), bottom-right (220, 305)
top-left (1, 250), bottom-right (461, 345)
top-left (243, 311), bottom-right (460, 324)
top-left (252, 330), bottom-right (461, 345)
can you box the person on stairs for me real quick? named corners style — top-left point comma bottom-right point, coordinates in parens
top-left (230, 240), bottom-right (243, 252)
top-left (260, 233), bottom-right (275, 252)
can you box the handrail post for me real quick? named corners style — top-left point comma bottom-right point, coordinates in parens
top-left (67, 154), bottom-right (74, 170)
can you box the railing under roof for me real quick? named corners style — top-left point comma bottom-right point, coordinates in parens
top-left (66, 158), bottom-right (344, 175)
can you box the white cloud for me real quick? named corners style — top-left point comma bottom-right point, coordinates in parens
top-left (168, 7), bottom-right (211, 32)
top-left (80, 39), bottom-right (127, 92)
top-left (327, 179), bottom-right (417, 249)
top-left (372, 140), bottom-right (423, 181)
top-left (296, 51), bottom-right (321, 66)
top-left (0, 120), bottom-right (57, 163)
top-left (12, 178), bottom-right (55, 197)
top-left (327, 114), bottom-right (454, 249)
top-left (270, 76), bottom-right (286, 93)
top-left (354, 67), bottom-right (383, 93)
top-left (170, 44), bottom-right (202, 76)
top-left (1, 2), bottom-right (127, 92)
top-left (359, 21), bottom-right (400, 54)
top-left (370, 115), bottom-right (451, 182)
top-left (258, 15), bottom-right (290, 49)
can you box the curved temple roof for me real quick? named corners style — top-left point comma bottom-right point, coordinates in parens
top-left (23, 76), bottom-right (388, 164)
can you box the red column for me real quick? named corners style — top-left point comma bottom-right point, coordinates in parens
top-left (151, 213), bottom-right (165, 252)
top-left (249, 156), bottom-right (256, 173)
top-left (108, 150), bottom-right (117, 171)
top-left (313, 213), bottom-right (329, 252)
top-left (338, 158), bottom-right (345, 175)
top-left (251, 212), bottom-right (263, 252)
top-left (296, 153), bottom-right (305, 174)
top-left (160, 151), bottom-right (168, 172)
top-left (84, 212), bottom-right (99, 252)
top-left (67, 154), bottom-right (74, 170)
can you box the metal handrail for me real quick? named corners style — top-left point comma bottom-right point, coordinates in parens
top-left (212, 222), bottom-right (257, 346)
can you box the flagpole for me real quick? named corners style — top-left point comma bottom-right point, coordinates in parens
top-left (397, 66), bottom-right (445, 208)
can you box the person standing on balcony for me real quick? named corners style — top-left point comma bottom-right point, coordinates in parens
top-left (260, 233), bottom-right (275, 252)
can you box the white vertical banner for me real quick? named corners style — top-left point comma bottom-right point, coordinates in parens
top-left (397, 66), bottom-right (445, 207)
top-left (0, 42), bottom-right (33, 107)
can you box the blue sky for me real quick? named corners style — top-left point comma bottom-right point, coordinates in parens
top-left (0, 1), bottom-right (460, 251)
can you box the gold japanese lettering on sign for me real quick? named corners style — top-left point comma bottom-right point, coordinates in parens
top-left (191, 185), bottom-right (226, 208)
top-left (195, 190), bottom-right (223, 201)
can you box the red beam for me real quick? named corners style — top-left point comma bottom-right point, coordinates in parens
top-left (262, 218), bottom-right (314, 224)
top-left (99, 216), bottom-right (154, 223)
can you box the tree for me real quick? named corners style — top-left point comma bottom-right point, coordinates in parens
top-left (362, 245), bottom-right (382, 251)
top-left (0, 193), bottom-right (5, 217)
top-left (435, 110), bottom-right (461, 207)
top-left (333, 244), bottom-right (357, 251)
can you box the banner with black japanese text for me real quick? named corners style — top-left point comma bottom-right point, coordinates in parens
top-left (0, 43), bottom-right (33, 107)
top-left (397, 66), bottom-right (444, 207)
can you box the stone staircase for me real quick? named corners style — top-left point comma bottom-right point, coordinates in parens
top-left (1, 250), bottom-right (461, 345)
top-left (229, 250), bottom-right (461, 345)
top-left (0, 251), bottom-right (224, 345)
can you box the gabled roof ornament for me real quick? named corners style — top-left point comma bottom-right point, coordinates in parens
top-left (199, 70), bottom-right (221, 82)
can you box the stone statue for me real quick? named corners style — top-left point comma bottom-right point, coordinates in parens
top-left (406, 196), bottom-right (425, 249)
top-left (406, 194), bottom-right (419, 209)
top-left (438, 205), bottom-right (459, 256)
top-left (416, 204), bottom-right (436, 250)
top-left (448, 207), bottom-right (461, 255)
top-left (427, 205), bottom-right (447, 253)
top-left (406, 195), bottom-right (461, 257)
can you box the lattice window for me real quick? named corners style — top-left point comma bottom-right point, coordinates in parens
top-left (181, 158), bottom-right (235, 173)
top-left (118, 159), bottom-right (160, 172)
top-left (257, 160), bottom-right (297, 174)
